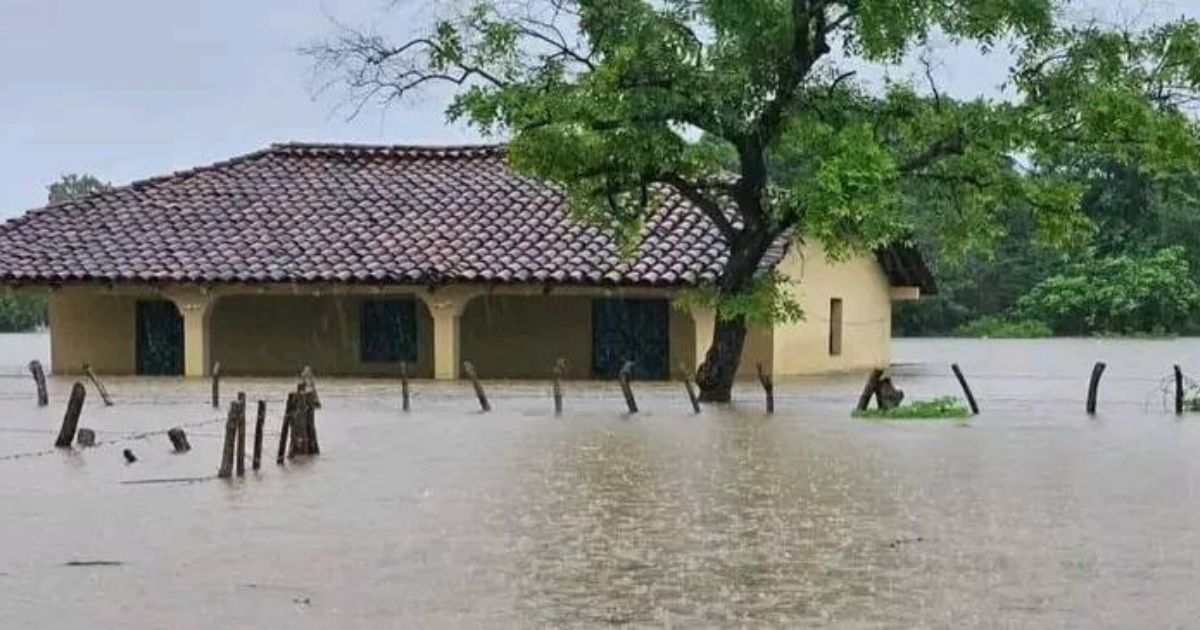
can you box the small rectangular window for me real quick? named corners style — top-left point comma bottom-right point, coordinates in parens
top-left (360, 299), bottom-right (418, 363)
top-left (829, 298), bottom-right (844, 356)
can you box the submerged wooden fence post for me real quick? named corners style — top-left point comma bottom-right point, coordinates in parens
top-left (276, 392), bottom-right (296, 465)
top-left (252, 400), bottom-right (266, 470)
top-left (1174, 365), bottom-right (1185, 416)
top-left (400, 361), bottom-right (411, 412)
top-left (856, 369), bottom-right (884, 412)
top-left (217, 399), bottom-right (242, 479)
top-left (300, 365), bottom-right (321, 409)
top-left (552, 359), bottom-right (565, 416)
top-left (211, 361), bottom-right (221, 409)
top-left (76, 428), bottom-right (96, 448)
top-left (757, 362), bottom-right (775, 414)
top-left (28, 360), bottom-right (48, 407)
top-left (235, 392), bottom-right (247, 477)
top-left (1086, 362), bottom-right (1107, 415)
top-left (54, 382), bottom-right (87, 448)
top-left (462, 361), bottom-right (490, 412)
top-left (168, 427), bottom-right (191, 453)
top-left (951, 364), bottom-right (980, 415)
top-left (680, 365), bottom-right (701, 414)
top-left (303, 388), bottom-right (320, 456)
top-left (83, 364), bottom-right (113, 406)
top-left (618, 361), bottom-right (638, 414)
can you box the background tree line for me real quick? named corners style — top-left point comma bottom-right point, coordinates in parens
top-left (0, 174), bottom-right (109, 332)
top-left (898, 160), bottom-right (1200, 337)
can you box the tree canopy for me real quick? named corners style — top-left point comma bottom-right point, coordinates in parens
top-left (308, 1), bottom-right (1200, 399)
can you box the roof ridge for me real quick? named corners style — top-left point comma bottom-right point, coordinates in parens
top-left (269, 142), bottom-right (507, 158)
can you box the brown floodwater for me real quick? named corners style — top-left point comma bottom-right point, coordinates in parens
top-left (2, 333), bottom-right (1200, 628)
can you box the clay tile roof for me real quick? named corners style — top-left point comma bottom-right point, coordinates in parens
top-left (0, 142), bottom-right (790, 287)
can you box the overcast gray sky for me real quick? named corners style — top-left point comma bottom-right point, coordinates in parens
top-left (1, 0), bottom-right (1196, 216)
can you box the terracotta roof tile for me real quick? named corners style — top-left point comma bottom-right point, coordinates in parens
top-left (0, 143), bottom-right (787, 287)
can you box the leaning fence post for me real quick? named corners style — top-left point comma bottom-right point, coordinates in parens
top-left (217, 400), bottom-right (241, 479)
top-left (618, 361), bottom-right (638, 414)
top-left (757, 362), bottom-right (775, 414)
top-left (680, 365), bottom-right (700, 414)
top-left (235, 392), bottom-right (247, 477)
top-left (463, 361), bottom-right (490, 412)
top-left (1086, 362), bottom-right (1107, 415)
top-left (951, 364), bottom-right (980, 415)
top-left (856, 369), bottom-right (884, 412)
top-left (1174, 365), bottom-right (1185, 416)
top-left (54, 382), bottom-right (87, 448)
top-left (400, 361), bottom-right (411, 412)
top-left (82, 363), bottom-right (113, 406)
top-left (28, 360), bottom-right (48, 407)
top-left (276, 392), bottom-right (296, 465)
top-left (252, 400), bottom-right (266, 470)
top-left (168, 427), bottom-right (191, 453)
top-left (552, 359), bottom-right (565, 416)
top-left (211, 361), bottom-right (221, 409)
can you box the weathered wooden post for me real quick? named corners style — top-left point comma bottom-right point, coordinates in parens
top-left (400, 361), bottom-right (411, 412)
top-left (28, 360), bottom-right (48, 407)
top-left (856, 369), bottom-right (884, 412)
top-left (1175, 365), bottom-right (1185, 416)
top-left (252, 401), bottom-right (266, 470)
top-left (302, 387), bottom-right (320, 456)
top-left (83, 363), bottom-right (113, 406)
top-left (76, 428), bottom-right (96, 448)
top-left (54, 382), bottom-right (87, 448)
top-left (1086, 362), bottom-right (1106, 415)
top-left (462, 361), bottom-right (491, 412)
top-left (757, 362), bottom-right (775, 414)
top-left (276, 392), bottom-right (296, 465)
top-left (618, 361), bottom-right (638, 414)
top-left (211, 361), bottom-right (221, 409)
top-left (951, 364), bottom-right (980, 415)
top-left (167, 427), bottom-right (191, 453)
top-left (217, 399), bottom-right (242, 479)
top-left (300, 365), bottom-right (321, 409)
top-left (552, 359), bottom-right (565, 416)
top-left (680, 365), bottom-right (701, 414)
top-left (235, 392), bottom-right (247, 477)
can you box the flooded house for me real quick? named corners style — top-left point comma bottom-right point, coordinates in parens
top-left (0, 143), bottom-right (932, 379)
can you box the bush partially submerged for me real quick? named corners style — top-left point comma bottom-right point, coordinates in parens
top-left (854, 396), bottom-right (971, 420)
top-left (954, 316), bottom-right (1053, 339)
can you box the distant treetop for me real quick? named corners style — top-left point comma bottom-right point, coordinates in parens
top-left (48, 174), bottom-right (111, 205)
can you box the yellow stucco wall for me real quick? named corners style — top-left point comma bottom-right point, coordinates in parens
top-left (209, 294), bottom-right (435, 377)
top-left (48, 290), bottom-right (139, 375)
top-left (772, 243), bottom-right (893, 375)
top-left (459, 294), bottom-right (695, 380)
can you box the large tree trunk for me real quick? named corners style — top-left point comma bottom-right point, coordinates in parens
top-left (695, 315), bottom-right (748, 402)
top-left (695, 224), bottom-right (773, 402)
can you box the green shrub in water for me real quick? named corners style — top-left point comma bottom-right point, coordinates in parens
top-left (954, 316), bottom-right (1053, 339)
top-left (854, 396), bottom-right (971, 420)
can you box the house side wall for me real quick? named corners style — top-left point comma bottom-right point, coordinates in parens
top-left (772, 243), bottom-right (892, 375)
top-left (48, 291), bottom-right (138, 375)
top-left (209, 294), bottom-right (435, 377)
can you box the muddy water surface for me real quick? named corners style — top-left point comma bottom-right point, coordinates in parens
top-left (2, 334), bottom-right (1200, 627)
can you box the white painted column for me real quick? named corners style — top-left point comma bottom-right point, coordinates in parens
top-left (169, 290), bottom-right (213, 378)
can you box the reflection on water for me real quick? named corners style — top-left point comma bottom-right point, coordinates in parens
top-left (1, 334), bottom-right (1199, 627)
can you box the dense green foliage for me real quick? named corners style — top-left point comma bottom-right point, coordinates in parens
top-left (953, 316), bottom-right (1052, 339)
top-left (309, 2), bottom-right (1200, 394)
top-left (854, 396), bottom-right (970, 420)
top-left (0, 174), bottom-right (111, 332)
